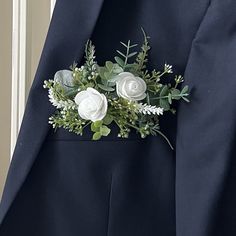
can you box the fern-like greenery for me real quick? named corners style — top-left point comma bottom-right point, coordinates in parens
top-left (135, 27), bottom-right (151, 74)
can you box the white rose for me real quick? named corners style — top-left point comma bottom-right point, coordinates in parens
top-left (116, 72), bottom-right (147, 101)
top-left (74, 87), bottom-right (108, 122)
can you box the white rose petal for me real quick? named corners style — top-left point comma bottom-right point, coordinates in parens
top-left (116, 72), bottom-right (147, 101)
top-left (74, 87), bottom-right (108, 122)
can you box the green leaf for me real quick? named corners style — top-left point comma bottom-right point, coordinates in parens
top-left (107, 81), bottom-right (116, 87)
top-left (92, 132), bottom-right (102, 140)
top-left (120, 41), bottom-right (138, 49)
top-left (91, 123), bottom-right (100, 132)
top-left (100, 125), bottom-right (111, 136)
top-left (98, 84), bottom-right (115, 92)
top-left (160, 99), bottom-right (170, 111)
top-left (182, 97), bottom-right (190, 102)
top-left (160, 85), bottom-right (169, 96)
top-left (128, 52), bottom-right (137, 58)
top-left (93, 120), bottom-right (103, 127)
top-left (108, 75), bottom-right (119, 83)
top-left (103, 115), bottom-right (113, 125)
top-left (100, 78), bottom-right (108, 86)
top-left (171, 88), bottom-right (181, 100)
top-left (168, 93), bottom-right (172, 104)
top-left (114, 56), bottom-right (125, 67)
top-left (104, 72), bottom-right (111, 80)
top-left (146, 92), bottom-right (150, 105)
top-left (64, 89), bottom-right (79, 97)
top-left (171, 88), bottom-right (181, 96)
top-left (181, 85), bottom-right (189, 94)
top-left (105, 61), bottom-right (114, 71)
top-left (113, 64), bottom-right (123, 74)
top-left (129, 43), bottom-right (138, 48)
top-left (116, 50), bottom-right (126, 58)
top-left (125, 63), bottom-right (137, 69)
top-left (98, 67), bottom-right (107, 80)
top-left (120, 41), bottom-right (128, 47)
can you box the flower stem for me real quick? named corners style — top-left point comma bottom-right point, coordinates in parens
top-left (150, 94), bottom-right (188, 100)
top-left (155, 129), bottom-right (174, 150)
top-left (82, 121), bottom-right (92, 130)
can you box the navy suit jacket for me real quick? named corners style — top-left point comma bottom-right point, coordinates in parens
top-left (0, 0), bottom-right (236, 235)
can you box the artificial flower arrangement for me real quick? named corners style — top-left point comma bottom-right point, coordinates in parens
top-left (44, 29), bottom-right (189, 149)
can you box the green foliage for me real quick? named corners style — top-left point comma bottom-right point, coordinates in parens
top-left (84, 40), bottom-right (96, 73)
top-left (97, 84), bottom-right (115, 92)
top-left (91, 120), bottom-right (111, 140)
top-left (49, 109), bottom-right (86, 135)
top-left (103, 114), bottom-right (113, 125)
top-left (44, 29), bottom-right (190, 149)
top-left (150, 83), bottom-right (190, 111)
top-left (98, 61), bottom-right (123, 81)
top-left (92, 132), bottom-right (102, 140)
top-left (116, 40), bottom-right (138, 70)
top-left (134, 28), bottom-right (151, 75)
top-left (97, 61), bottom-right (123, 92)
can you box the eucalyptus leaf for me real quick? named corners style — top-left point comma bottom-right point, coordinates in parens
top-left (107, 75), bottom-right (120, 83)
top-left (171, 88), bottom-right (181, 96)
top-left (104, 72), bottom-right (115, 80)
top-left (91, 123), bottom-right (100, 132)
top-left (93, 120), bottom-right (103, 128)
top-left (105, 61), bottom-right (114, 71)
top-left (101, 78), bottom-right (108, 86)
top-left (92, 132), bottom-right (102, 140)
top-left (98, 84), bottom-right (115, 92)
top-left (160, 85), bottom-right (169, 97)
top-left (160, 99), bottom-right (170, 111)
top-left (103, 115), bottom-right (113, 125)
top-left (107, 81), bottom-right (116, 87)
top-left (171, 88), bottom-right (181, 100)
top-left (182, 97), bottom-right (190, 102)
top-left (114, 56), bottom-right (125, 67)
top-left (100, 125), bottom-right (111, 136)
top-left (98, 67), bottom-right (107, 80)
top-left (181, 85), bottom-right (189, 94)
top-left (113, 64), bottom-right (123, 74)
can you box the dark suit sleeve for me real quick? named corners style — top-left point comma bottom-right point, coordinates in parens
top-left (176, 0), bottom-right (236, 235)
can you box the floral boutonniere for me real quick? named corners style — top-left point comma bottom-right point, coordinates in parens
top-left (44, 29), bottom-right (189, 149)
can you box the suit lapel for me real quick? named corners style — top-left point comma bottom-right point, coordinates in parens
top-left (0, 0), bottom-right (104, 225)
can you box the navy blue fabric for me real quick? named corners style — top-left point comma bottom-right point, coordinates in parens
top-left (176, 1), bottom-right (236, 235)
top-left (1, 0), bottom-right (236, 235)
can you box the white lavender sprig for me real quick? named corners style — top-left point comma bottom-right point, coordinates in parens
top-left (48, 88), bottom-right (76, 110)
top-left (138, 103), bottom-right (164, 115)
